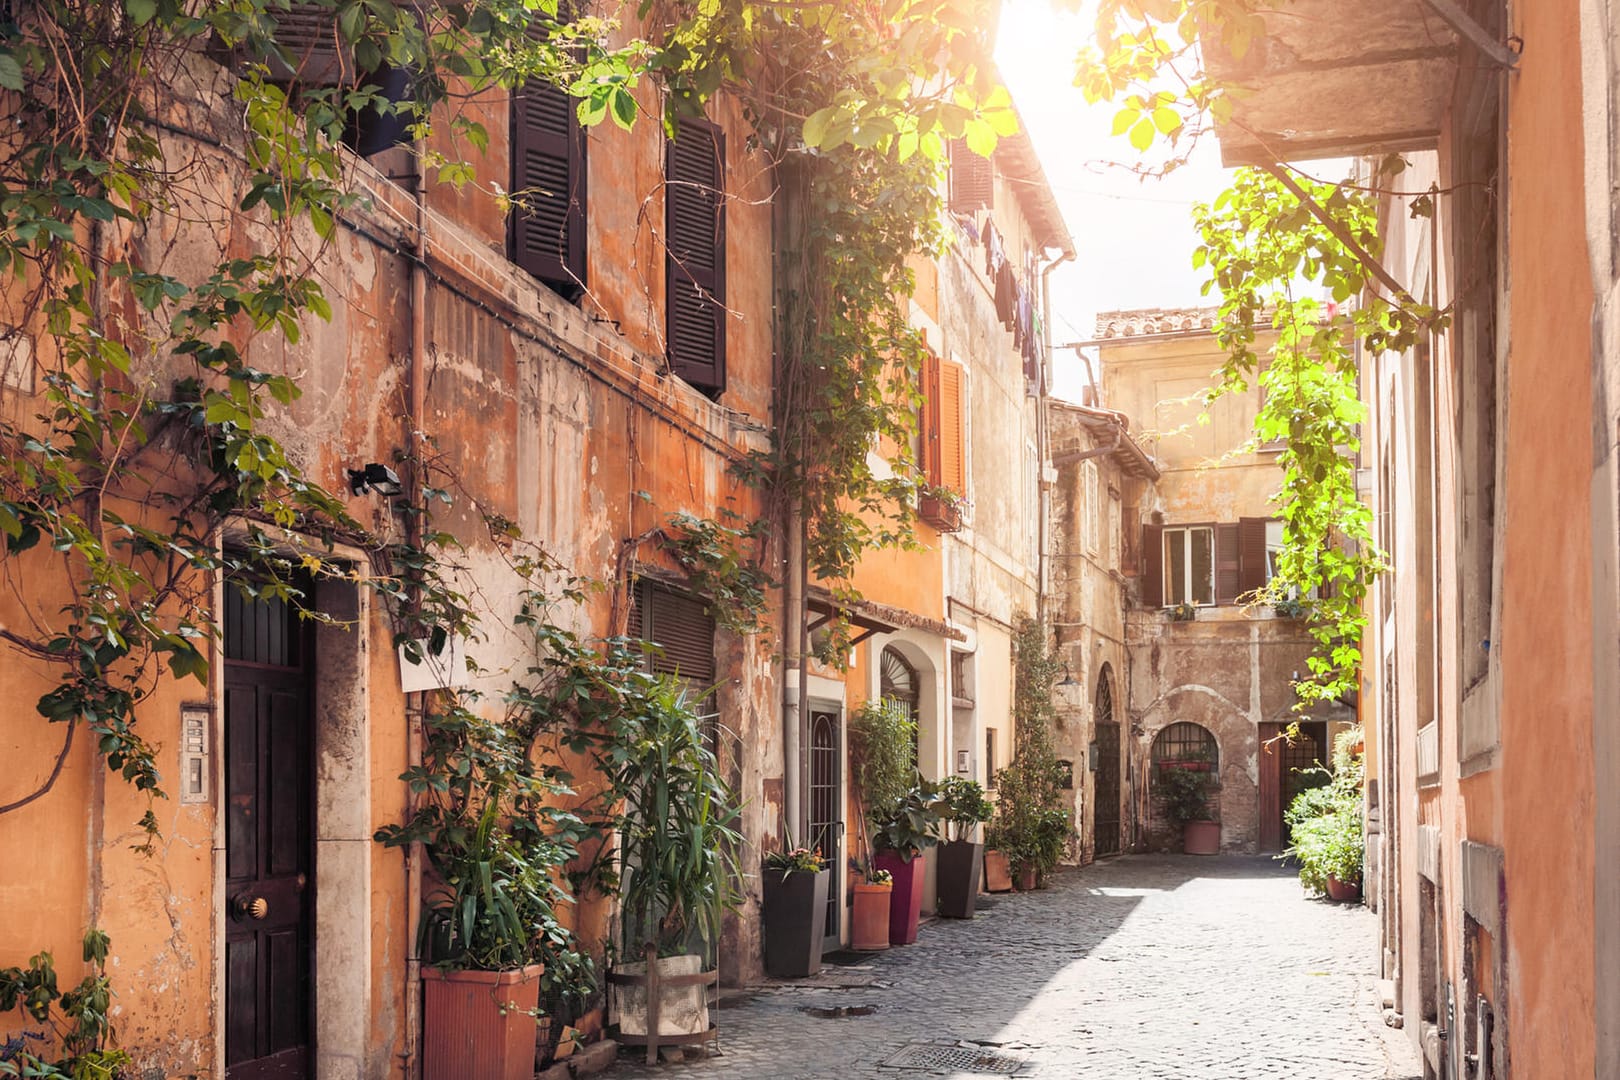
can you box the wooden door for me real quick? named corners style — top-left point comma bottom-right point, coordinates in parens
top-left (1259, 721), bottom-right (1326, 852)
top-left (224, 585), bottom-right (314, 1079)
top-left (808, 709), bottom-right (843, 952)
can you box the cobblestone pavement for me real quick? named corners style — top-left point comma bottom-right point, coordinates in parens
top-left (608, 855), bottom-right (1420, 1080)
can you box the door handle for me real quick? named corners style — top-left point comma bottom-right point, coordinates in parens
top-left (234, 894), bottom-right (269, 920)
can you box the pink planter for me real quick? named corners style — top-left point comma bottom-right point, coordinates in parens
top-left (873, 850), bottom-right (925, 945)
top-left (1182, 819), bottom-right (1221, 855)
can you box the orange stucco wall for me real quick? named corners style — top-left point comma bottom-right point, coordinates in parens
top-left (1499, 0), bottom-right (1596, 1068)
top-left (0, 40), bottom-right (781, 1077)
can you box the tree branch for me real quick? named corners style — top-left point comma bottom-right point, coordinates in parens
top-left (0, 718), bottom-right (78, 816)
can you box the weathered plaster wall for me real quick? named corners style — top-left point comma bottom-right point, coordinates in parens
top-left (0, 45), bottom-right (781, 1076)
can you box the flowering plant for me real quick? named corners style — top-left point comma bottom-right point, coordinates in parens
top-left (764, 846), bottom-right (826, 874)
top-left (866, 869), bottom-right (893, 886)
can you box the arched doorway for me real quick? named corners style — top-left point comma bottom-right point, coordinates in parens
top-left (1093, 665), bottom-right (1121, 857)
top-left (1150, 722), bottom-right (1219, 841)
top-left (880, 645), bottom-right (920, 765)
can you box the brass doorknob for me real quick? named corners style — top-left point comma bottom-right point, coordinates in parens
top-left (236, 895), bottom-right (269, 920)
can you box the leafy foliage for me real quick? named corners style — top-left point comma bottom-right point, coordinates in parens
top-left (0, 929), bottom-right (128, 1079)
top-left (1282, 729), bottom-right (1365, 894)
top-left (934, 776), bottom-right (993, 843)
top-left (987, 617), bottom-right (1070, 879)
top-left (870, 783), bottom-right (943, 861)
top-left (1153, 764), bottom-right (1213, 828)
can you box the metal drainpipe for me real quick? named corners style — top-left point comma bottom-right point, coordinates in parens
top-left (1036, 247), bottom-right (1076, 626)
top-left (783, 505), bottom-right (803, 833)
top-left (402, 148), bottom-right (428, 1080)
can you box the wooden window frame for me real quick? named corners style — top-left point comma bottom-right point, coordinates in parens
top-left (1162, 525), bottom-right (1216, 607)
top-left (664, 115), bottom-right (727, 397)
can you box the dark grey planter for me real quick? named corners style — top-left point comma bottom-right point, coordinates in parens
top-left (936, 840), bottom-right (983, 919)
top-left (761, 867), bottom-right (830, 977)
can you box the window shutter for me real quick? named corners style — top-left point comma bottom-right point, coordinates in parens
top-left (630, 581), bottom-right (716, 686)
top-left (1216, 523), bottom-right (1241, 604)
top-left (1141, 524), bottom-right (1164, 608)
top-left (939, 359), bottom-right (966, 492)
top-left (269, 2), bottom-right (349, 86)
top-left (510, 79), bottom-right (587, 299)
top-left (947, 140), bottom-right (993, 213)
top-left (665, 118), bottom-right (726, 396)
top-left (920, 350), bottom-right (943, 485)
top-left (1238, 516), bottom-right (1269, 595)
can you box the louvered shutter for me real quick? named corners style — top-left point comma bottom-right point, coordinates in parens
top-left (268, 2), bottom-right (348, 86)
top-left (920, 351), bottom-right (943, 485)
top-left (947, 140), bottom-right (993, 213)
top-left (939, 359), bottom-right (966, 492)
top-left (1141, 524), bottom-right (1164, 608)
top-left (630, 581), bottom-right (716, 686)
top-left (1238, 516), bottom-right (1269, 595)
top-left (511, 79), bottom-right (587, 298)
top-left (1215, 523), bottom-right (1241, 604)
top-left (665, 118), bottom-right (726, 396)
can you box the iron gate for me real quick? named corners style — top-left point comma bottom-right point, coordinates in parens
top-left (1093, 671), bottom-right (1121, 858)
top-left (808, 709), bottom-right (843, 951)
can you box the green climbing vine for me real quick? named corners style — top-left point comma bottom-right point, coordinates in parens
top-left (1079, 1), bottom-right (1446, 704)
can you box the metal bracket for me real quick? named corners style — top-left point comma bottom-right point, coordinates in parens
top-left (1416, 0), bottom-right (1519, 69)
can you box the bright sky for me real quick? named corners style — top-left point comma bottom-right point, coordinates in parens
top-left (993, 0), bottom-right (1237, 398)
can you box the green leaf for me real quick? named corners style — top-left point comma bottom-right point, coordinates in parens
top-left (1129, 117), bottom-right (1156, 152)
top-left (802, 106), bottom-right (836, 149)
top-left (126, 0), bottom-right (156, 25)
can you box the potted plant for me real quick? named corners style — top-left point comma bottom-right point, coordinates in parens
top-left (1283, 731), bottom-right (1366, 902)
top-left (985, 618), bottom-right (1074, 888)
top-left (870, 784), bottom-right (942, 945)
top-left (376, 691), bottom-right (589, 1080)
top-left (1155, 763), bottom-right (1220, 855)
top-left (1168, 601), bottom-right (1199, 621)
top-left (981, 828), bottom-right (1014, 893)
top-left (606, 675), bottom-right (744, 1040)
top-left (850, 868), bottom-right (893, 951)
top-left (934, 777), bottom-right (992, 917)
top-left (760, 842), bottom-right (830, 978)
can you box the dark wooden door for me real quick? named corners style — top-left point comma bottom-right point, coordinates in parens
top-left (808, 709), bottom-right (843, 952)
top-left (1259, 721), bottom-right (1326, 852)
top-left (224, 585), bottom-right (314, 1079)
top-left (1093, 722), bottom-right (1122, 857)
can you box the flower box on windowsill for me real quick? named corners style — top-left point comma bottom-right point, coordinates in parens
top-left (920, 494), bottom-right (962, 533)
top-left (1157, 760), bottom-right (1213, 773)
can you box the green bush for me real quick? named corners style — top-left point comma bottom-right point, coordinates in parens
top-left (934, 777), bottom-right (992, 843)
top-left (1282, 729), bottom-right (1365, 895)
top-left (1153, 765), bottom-right (1214, 828)
top-left (986, 617), bottom-right (1072, 880)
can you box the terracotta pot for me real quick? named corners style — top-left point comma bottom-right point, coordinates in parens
top-left (982, 849), bottom-right (1013, 893)
top-left (1014, 865), bottom-right (1037, 891)
top-left (422, 963), bottom-right (544, 1080)
top-left (1325, 874), bottom-right (1362, 902)
top-left (851, 882), bottom-right (893, 950)
top-left (1182, 819), bottom-right (1221, 855)
top-left (761, 866), bottom-right (830, 978)
top-left (936, 840), bottom-right (983, 918)
top-left (873, 850), bottom-right (925, 945)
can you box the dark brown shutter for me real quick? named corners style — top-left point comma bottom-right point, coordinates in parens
top-left (268, 2), bottom-right (349, 86)
top-left (1238, 516), bottom-right (1269, 595)
top-left (1141, 524), bottom-right (1164, 608)
top-left (631, 581), bottom-right (716, 686)
top-left (1215, 523), bottom-right (1241, 604)
top-left (665, 118), bottom-right (726, 396)
top-left (510, 78), bottom-right (587, 299)
top-left (947, 140), bottom-right (993, 213)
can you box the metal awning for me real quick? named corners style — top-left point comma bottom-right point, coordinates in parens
top-left (1203, 0), bottom-right (1462, 166)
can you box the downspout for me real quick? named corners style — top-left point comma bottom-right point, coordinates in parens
top-left (776, 158), bottom-right (802, 836)
top-left (402, 149), bottom-right (429, 1080)
top-left (1035, 246), bottom-right (1075, 627)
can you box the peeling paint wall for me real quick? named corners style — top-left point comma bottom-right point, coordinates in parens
top-left (0, 43), bottom-right (781, 1076)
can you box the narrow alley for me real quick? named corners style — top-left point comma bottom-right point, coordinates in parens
top-left (611, 857), bottom-right (1420, 1080)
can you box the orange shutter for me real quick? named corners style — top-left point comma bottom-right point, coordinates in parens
top-left (920, 350), bottom-right (943, 484)
top-left (939, 360), bottom-right (965, 493)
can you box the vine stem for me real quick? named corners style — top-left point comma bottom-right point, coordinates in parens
top-left (0, 718), bottom-right (78, 816)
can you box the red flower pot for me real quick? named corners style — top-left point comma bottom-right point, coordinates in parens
top-left (422, 964), bottom-right (543, 1080)
top-left (851, 882), bottom-right (893, 950)
top-left (983, 849), bottom-right (1013, 893)
top-left (873, 850), bottom-right (925, 945)
top-left (1326, 874), bottom-right (1362, 902)
top-left (1182, 819), bottom-right (1220, 855)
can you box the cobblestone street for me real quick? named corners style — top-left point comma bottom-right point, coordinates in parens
top-left (610, 856), bottom-right (1420, 1080)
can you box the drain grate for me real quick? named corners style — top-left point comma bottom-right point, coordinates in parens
top-left (880, 1042), bottom-right (1025, 1074)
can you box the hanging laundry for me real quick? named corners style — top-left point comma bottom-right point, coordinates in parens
top-left (994, 261), bottom-right (1018, 329)
top-left (982, 218), bottom-right (1007, 278)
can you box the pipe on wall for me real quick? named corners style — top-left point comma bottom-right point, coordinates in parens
top-left (1035, 247), bottom-right (1076, 626)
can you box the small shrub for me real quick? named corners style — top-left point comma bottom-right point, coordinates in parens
top-left (1282, 730), bottom-right (1365, 895)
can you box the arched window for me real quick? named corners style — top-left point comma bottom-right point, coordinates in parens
top-left (880, 646), bottom-right (920, 764)
top-left (1151, 721), bottom-right (1218, 771)
top-left (1094, 665), bottom-right (1114, 728)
